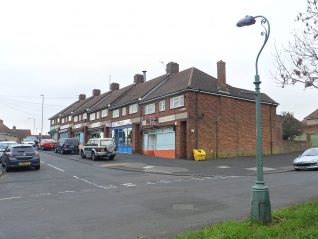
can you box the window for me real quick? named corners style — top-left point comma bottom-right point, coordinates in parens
top-left (170, 95), bottom-right (184, 109)
top-left (145, 103), bottom-right (155, 115)
top-left (51, 120), bottom-right (54, 125)
top-left (57, 118), bottom-right (60, 123)
top-left (83, 113), bottom-right (87, 120)
top-left (113, 109), bottom-right (119, 118)
top-left (61, 118), bottom-right (65, 123)
top-left (78, 114), bottom-right (82, 121)
top-left (74, 115), bottom-right (78, 122)
top-left (129, 104), bottom-right (138, 114)
top-left (122, 107), bottom-right (127, 116)
top-left (159, 100), bottom-right (166, 112)
top-left (101, 109), bottom-right (108, 117)
top-left (89, 113), bottom-right (96, 121)
top-left (96, 111), bottom-right (100, 119)
top-left (68, 116), bottom-right (72, 122)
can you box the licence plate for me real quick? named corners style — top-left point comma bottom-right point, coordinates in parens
top-left (19, 162), bottom-right (31, 166)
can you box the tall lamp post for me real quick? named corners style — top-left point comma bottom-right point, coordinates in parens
top-left (27, 117), bottom-right (36, 135)
top-left (236, 15), bottom-right (272, 223)
top-left (40, 94), bottom-right (44, 138)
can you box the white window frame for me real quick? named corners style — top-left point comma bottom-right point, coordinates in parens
top-left (89, 113), bottom-right (96, 121)
top-left (170, 95), bottom-right (184, 109)
top-left (129, 104), bottom-right (138, 114)
top-left (57, 118), bottom-right (60, 123)
top-left (112, 109), bottom-right (119, 118)
top-left (101, 109), bottom-right (108, 117)
top-left (68, 115), bottom-right (72, 122)
top-left (61, 118), bottom-right (65, 123)
top-left (159, 100), bottom-right (166, 112)
top-left (83, 113), bottom-right (87, 120)
top-left (122, 107), bottom-right (127, 116)
top-left (145, 103), bottom-right (155, 115)
top-left (96, 111), bottom-right (100, 119)
top-left (74, 115), bottom-right (78, 122)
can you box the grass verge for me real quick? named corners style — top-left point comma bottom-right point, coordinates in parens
top-left (172, 199), bottom-right (318, 239)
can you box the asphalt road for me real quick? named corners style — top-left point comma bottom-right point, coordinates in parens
top-left (0, 152), bottom-right (317, 239)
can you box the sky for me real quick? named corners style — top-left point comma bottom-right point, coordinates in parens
top-left (0, 0), bottom-right (316, 135)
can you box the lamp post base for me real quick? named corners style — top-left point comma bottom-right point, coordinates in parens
top-left (250, 183), bottom-right (272, 224)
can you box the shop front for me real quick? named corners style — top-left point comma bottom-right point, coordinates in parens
top-left (111, 119), bottom-right (133, 154)
top-left (59, 124), bottom-right (71, 139)
top-left (143, 126), bottom-right (176, 158)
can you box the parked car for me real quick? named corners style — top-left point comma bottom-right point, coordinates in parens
top-left (22, 136), bottom-right (39, 147)
top-left (293, 148), bottom-right (318, 170)
top-left (38, 139), bottom-right (57, 150)
top-left (55, 138), bottom-right (80, 154)
top-left (0, 141), bottom-right (18, 160)
top-left (1, 144), bottom-right (40, 172)
top-left (80, 138), bottom-right (116, 160)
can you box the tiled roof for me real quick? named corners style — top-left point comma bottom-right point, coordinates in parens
top-left (91, 84), bottom-right (135, 112)
top-left (0, 124), bottom-right (13, 135)
top-left (59, 96), bottom-right (95, 117)
top-left (304, 108), bottom-right (318, 119)
top-left (141, 67), bottom-right (277, 105)
top-left (13, 129), bottom-right (31, 139)
top-left (49, 100), bottom-right (82, 120)
top-left (110, 74), bottom-right (169, 109)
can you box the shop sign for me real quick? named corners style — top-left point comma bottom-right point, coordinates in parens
top-left (60, 124), bottom-right (71, 130)
top-left (50, 125), bottom-right (60, 130)
top-left (89, 122), bottom-right (103, 128)
top-left (143, 115), bottom-right (158, 125)
top-left (74, 123), bottom-right (86, 129)
top-left (111, 119), bottom-right (131, 128)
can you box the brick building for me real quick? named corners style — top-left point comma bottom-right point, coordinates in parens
top-left (49, 61), bottom-right (281, 159)
top-left (302, 109), bottom-right (318, 147)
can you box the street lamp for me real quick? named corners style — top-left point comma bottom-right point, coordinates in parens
top-left (236, 15), bottom-right (272, 223)
top-left (27, 117), bottom-right (36, 135)
top-left (40, 94), bottom-right (44, 138)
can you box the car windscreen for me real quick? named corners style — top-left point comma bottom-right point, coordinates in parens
top-left (65, 139), bottom-right (79, 145)
top-left (302, 148), bottom-right (318, 156)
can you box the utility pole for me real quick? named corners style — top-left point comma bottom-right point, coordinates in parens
top-left (40, 94), bottom-right (44, 138)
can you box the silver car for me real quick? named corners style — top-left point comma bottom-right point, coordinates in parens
top-left (293, 148), bottom-right (318, 170)
top-left (0, 141), bottom-right (18, 160)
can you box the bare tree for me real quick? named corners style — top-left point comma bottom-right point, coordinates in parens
top-left (274, 0), bottom-right (318, 88)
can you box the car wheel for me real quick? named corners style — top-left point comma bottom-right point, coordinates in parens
top-left (54, 148), bottom-right (58, 153)
top-left (91, 152), bottom-right (97, 161)
top-left (5, 163), bottom-right (11, 172)
top-left (109, 155), bottom-right (115, 160)
top-left (34, 165), bottom-right (40, 170)
top-left (60, 149), bottom-right (64, 155)
top-left (81, 150), bottom-right (86, 159)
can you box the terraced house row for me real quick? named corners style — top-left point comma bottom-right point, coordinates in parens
top-left (49, 61), bottom-right (281, 160)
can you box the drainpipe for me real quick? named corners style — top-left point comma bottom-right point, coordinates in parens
top-left (195, 92), bottom-right (199, 149)
top-left (269, 104), bottom-right (273, 155)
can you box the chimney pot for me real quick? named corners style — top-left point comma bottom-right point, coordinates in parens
top-left (92, 89), bottom-right (101, 97)
top-left (110, 82), bottom-right (120, 91)
top-left (142, 71), bottom-right (147, 82)
top-left (217, 60), bottom-right (226, 88)
top-left (166, 62), bottom-right (179, 74)
top-left (134, 74), bottom-right (144, 84)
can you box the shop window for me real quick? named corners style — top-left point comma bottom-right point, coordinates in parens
top-left (101, 109), bottom-right (108, 117)
top-left (145, 103), bottom-right (155, 115)
top-left (113, 109), bottom-right (119, 118)
top-left (129, 104), bottom-right (138, 114)
top-left (159, 100), bottom-right (166, 112)
top-left (170, 95), bottom-right (184, 109)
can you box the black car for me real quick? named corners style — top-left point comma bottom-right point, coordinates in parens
top-left (55, 138), bottom-right (79, 154)
top-left (1, 144), bottom-right (40, 172)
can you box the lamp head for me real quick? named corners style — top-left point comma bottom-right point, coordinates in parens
top-left (236, 15), bottom-right (256, 27)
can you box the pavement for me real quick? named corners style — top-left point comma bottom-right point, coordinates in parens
top-left (41, 150), bottom-right (300, 177)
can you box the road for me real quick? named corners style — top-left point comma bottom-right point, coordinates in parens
top-left (0, 152), bottom-right (318, 239)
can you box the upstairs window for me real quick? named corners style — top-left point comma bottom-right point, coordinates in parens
top-left (89, 113), bottom-right (96, 121)
top-left (145, 103), bottom-right (155, 115)
top-left (122, 107), bottom-right (127, 116)
top-left (96, 111), bottom-right (100, 119)
top-left (170, 95), bottom-right (184, 109)
top-left (113, 109), bottom-right (119, 118)
top-left (101, 109), bottom-right (108, 117)
top-left (68, 115), bottom-right (72, 122)
top-left (74, 115), bottom-right (78, 122)
top-left (159, 100), bottom-right (166, 112)
top-left (129, 104), bottom-right (138, 114)
top-left (83, 113), bottom-right (87, 120)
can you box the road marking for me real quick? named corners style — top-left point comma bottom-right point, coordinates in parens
top-left (42, 162), bottom-right (65, 172)
top-left (122, 183), bottom-right (136, 187)
top-left (33, 193), bottom-right (52, 197)
top-left (143, 166), bottom-right (155, 169)
top-left (58, 191), bottom-right (76, 194)
top-left (0, 196), bottom-right (21, 201)
top-left (217, 165), bottom-right (230, 169)
top-left (245, 167), bottom-right (276, 172)
top-left (73, 175), bottom-right (117, 190)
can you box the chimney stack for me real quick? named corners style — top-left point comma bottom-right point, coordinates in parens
top-left (217, 60), bottom-right (226, 89)
top-left (110, 82), bottom-right (120, 91)
top-left (134, 74), bottom-right (144, 84)
top-left (79, 94), bottom-right (86, 101)
top-left (12, 126), bottom-right (16, 131)
top-left (92, 89), bottom-right (101, 97)
top-left (0, 119), bottom-right (3, 126)
top-left (166, 62), bottom-right (179, 74)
